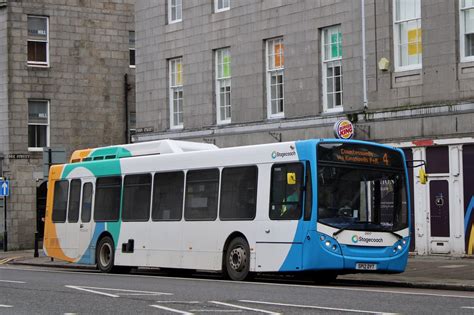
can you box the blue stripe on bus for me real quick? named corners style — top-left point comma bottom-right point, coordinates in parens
top-left (77, 222), bottom-right (105, 265)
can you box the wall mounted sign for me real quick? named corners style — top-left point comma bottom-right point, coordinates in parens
top-left (333, 119), bottom-right (354, 139)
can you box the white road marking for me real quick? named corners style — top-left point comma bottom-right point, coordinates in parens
top-left (210, 301), bottom-right (279, 314)
top-left (155, 301), bottom-right (200, 304)
top-left (150, 304), bottom-right (194, 314)
top-left (438, 265), bottom-right (467, 269)
top-left (65, 285), bottom-right (172, 298)
top-left (0, 280), bottom-right (26, 284)
top-left (65, 285), bottom-right (119, 298)
top-left (461, 306), bottom-right (474, 309)
top-left (0, 305), bottom-right (13, 308)
top-left (3, 265), bottom-right (474, 300)
top-left (189, 310), bottom-right (242, 313)
top-left (239, 300), bottom-right (380, 314)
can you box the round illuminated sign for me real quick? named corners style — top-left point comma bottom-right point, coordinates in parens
top-left (333, 119), bottom-right (354, 139)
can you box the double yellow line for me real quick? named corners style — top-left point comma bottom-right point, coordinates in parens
top-left (0, 256), bottom-right (20, 265)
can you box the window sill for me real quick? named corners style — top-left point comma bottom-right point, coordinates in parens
top-left (129, 65), bottom-right (136, 69)
top-left (392, 68), bottom-right (422, 88)
top-left (170, 125), bottom-right (184, 130)
top-left (166, 21), bottom-right (183, 33)
top-left (322, 107), bottom-right (344, 115)
top-left (28, 147), bottom-right (46, 152)
top-left (267, 113), bottom-right (285, 120)
top-left (27, 63), bottom-right (50, 69)
top-left (458, 60), bottom-right (474, 79)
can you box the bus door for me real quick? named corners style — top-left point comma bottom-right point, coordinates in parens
top-left (76, 180), bottom-right (94, 262)
top-left (256, 162), bottom-right (306, 272)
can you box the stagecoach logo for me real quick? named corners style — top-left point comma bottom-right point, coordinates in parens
top-left (333, 119), bottom-right (354, 139)
top-left (352, 234), bottom-right (384, 244)
top-left (271, 148), bottom-right (296, 159)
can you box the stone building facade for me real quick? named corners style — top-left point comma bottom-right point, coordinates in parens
top-left (134, 0), bottom-right (474, 256)
top-left (0, 0), bottom-right (135, 250)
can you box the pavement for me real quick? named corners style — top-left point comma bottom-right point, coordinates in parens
top-left (1, 249), bottom-right (473, 291)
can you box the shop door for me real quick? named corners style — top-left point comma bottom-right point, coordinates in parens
top-left (428, 179), bottom-right (450, 254)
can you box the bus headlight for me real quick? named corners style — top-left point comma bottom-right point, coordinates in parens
top-left (325, 241), bottom-right (331, 247)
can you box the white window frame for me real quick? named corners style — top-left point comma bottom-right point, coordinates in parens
top-left (215, 48), bottom-right (231, 124)
top-left (393, 0), bottom-right (422, 72)
top-left (266, 37), bottom-right (285, 119)
top-left (169, 58), bottom-right (183, 129)
top-left (168, 0), bottom-right (182, 24)
top-left (27, 99), bottom-right (50, 151)
top-left (129, 31), bottom-right (136, 68)
top-left (215, 0), bottom-right (230, 13)
top-left (27, 15), bottom-right (49, 67)
top-left (460, 0), bottom-right (474, 62)
top-left (321, 25), bottom-right (343, 113)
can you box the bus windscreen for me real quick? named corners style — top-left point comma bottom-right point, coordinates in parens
top-left (317, 143), bottom-right (408, 232)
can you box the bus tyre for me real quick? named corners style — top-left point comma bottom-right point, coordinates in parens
top-left (224, 237), bottom-right (250, 281)
top-left (96, 236), bottom-right (115, 273)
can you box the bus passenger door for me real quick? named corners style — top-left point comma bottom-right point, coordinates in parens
top-left (256, 163), bottom-right (305, 272)
top-left (76, 180), bottom-right (94, 263)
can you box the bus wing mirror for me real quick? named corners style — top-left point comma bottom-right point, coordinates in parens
top-left (406, 159), bottom-right (427, 185)
top-left (418, 168), bottom-right (427, 185)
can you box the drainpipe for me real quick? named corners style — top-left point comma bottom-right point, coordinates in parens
top-left (361, 0), bottom-right (368, 110)
top-left (124, 74), bottom-right (130, 144)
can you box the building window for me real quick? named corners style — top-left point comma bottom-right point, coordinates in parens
top-left (266, 37), bottom-right (285, 119)
top-left (169, 58), bottom-right (183, 129)
top-left (322, 25), bottom-right (343, 112)
top-left (461, 0), bottom-right (474, 61)
top-left (215, 0), bottom-right (230, 12)
top-left (216, 48), bottom-right (231, 124)
top-left (129, 31), bottom-right (135, 68)
top-left (28, 100), bottom-right (49, 150)
top-left (27, 16), bottom-right (49, 66)
top-left (393, 0), bottom-right (422, 71)
top-left (168, 0), bottom-right (182, 24)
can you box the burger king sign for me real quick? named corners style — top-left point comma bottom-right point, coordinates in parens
top-left (333, 119), bottom-right (354, 139)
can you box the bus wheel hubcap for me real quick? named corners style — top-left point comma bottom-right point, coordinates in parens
top-left (229, 247), bottom-right (246, 271)
top-left (100, 244), bottom-right (112, 266)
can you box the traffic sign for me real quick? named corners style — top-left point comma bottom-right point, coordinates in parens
top-left (0, 179), bottom-right (9, 197)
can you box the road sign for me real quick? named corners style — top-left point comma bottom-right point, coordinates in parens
top-left (0, 180), bottom-right (9, 197)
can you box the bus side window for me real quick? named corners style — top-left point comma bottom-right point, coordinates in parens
top-left (185, 169), bottom-right (219, 221)
top-left (152, 171), bottom-right (184, 221)
top-left (67, 179), bottom-right (81, 223)
top-left (52, 180), bottom-right (69, 223)
top-left (220, 165), bottom-right (258, 221)
top-left (303, 161), bottom-right (312, 221)
top-left (81, 183), bottom-right (93, 223)
top-left (94, 176), bottom-right (122, 222)
top-left (269, 163), bottom-right (304, 220)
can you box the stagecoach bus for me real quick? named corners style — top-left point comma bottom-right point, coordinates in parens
top-left (44, 138), bottom-right (411, 281)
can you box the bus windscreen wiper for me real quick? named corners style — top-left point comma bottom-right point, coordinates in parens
top-left (333, 223), bottom-right (404, 240)
top-left (332, 222), bottom-right (363, 237)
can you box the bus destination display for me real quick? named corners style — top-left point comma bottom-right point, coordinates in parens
top-left (318, 143), bottom-right (404, 168)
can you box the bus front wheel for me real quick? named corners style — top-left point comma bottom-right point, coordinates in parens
top-left (96, 236), bottom-right (115, 273)
top-left (224, 237), bottom-right (250, 281)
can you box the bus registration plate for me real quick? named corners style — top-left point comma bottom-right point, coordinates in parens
top-left (356, 263), bottom-right (377, 271)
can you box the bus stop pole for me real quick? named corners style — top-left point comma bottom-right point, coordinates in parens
top-left (3, 190), bottom-right (7, 252)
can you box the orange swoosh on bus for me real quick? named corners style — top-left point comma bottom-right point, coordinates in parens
top-left (43, 164), bottom-right (75, 262)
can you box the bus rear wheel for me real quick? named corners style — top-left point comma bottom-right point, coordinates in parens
top-left (97, 236), bottom-right (115, 273)
top-left (224, 237), bottom-right (250, 281)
